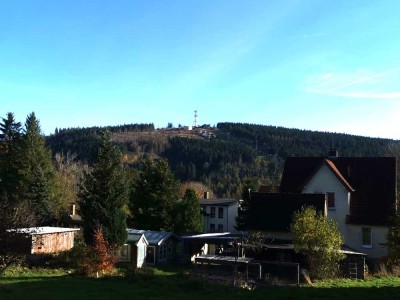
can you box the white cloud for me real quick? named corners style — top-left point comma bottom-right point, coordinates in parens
top-left (304, 68), bottom-right (400, 100)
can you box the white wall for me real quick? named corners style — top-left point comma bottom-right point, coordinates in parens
top-left (346, 225), bottom-right (388, 259)
top-left (303, 164), bottom-right (389, 258)
top-left (303, 164), bottom-right (350, 241)
top-left (202, 203), bottom-right (238, 233)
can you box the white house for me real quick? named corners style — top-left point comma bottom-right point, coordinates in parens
top-left (199, 194), bottom-right (238, 233)
top-left (278, 151), bottom-right (397, 259)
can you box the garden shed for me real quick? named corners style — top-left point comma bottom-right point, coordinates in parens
top-left (127, 229), bottom-right (179, 267)
top-left (8, 227), bottom-right (80, 254)
top-left (118, 231), bottom-right (148, 269)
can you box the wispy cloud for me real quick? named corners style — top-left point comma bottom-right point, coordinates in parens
top-left (304, 68), bottom-right (400, 100)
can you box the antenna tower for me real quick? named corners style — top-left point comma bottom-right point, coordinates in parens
top-left (193, 110), bottom-right (198, 127)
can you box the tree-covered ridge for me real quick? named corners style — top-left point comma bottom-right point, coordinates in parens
top-left (44, 121), bottom-right (400, 198)
top-left (163, 137), bottom-right (257, 180)
top-left (217, 122), bottom-right (394, 157)
top-left (162, 137), bottom-right (272, 197)
top-left (46, 123), bottom-right (155, 163)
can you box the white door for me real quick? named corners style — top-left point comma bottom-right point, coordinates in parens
top-left (137, 242), bottom-right (146, 268)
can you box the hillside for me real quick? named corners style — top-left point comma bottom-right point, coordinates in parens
top-left (46, 122), bottom-right (398, 197)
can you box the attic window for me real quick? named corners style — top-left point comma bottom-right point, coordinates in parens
top-left (327, 192), bottom-right (335, 209)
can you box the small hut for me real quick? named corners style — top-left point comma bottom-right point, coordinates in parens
top-left (8, 227), bottom-right (80, 254)
top-left (118, 232), bottom-right (148, 269)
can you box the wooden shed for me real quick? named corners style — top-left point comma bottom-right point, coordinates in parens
top-left (9, 227), bottom-right (80, 254)
top-left (118, 232), bottom-right (148, 269)
top-left (127, 229), bottom-right (179, 267)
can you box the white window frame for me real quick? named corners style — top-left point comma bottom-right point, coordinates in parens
top-left (361, 227), bottom-right (372, 248)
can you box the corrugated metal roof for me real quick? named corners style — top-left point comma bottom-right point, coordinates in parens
top-left (127, 229), bottom-right (176, 245)
top-left (10, 227), bottom-right (80, 235)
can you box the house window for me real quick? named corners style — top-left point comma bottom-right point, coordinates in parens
top-left (362, 227), bottom-right (372, 248)
top-left (327, 192), bottom-right (335, 209)
top-left (218, 207), bottom-right (223, 218)
top-left (210, 224), bottom-right (215, 231)
top-left (217, 224), bottom-right (223, 232)
top-left (210, 207), bottom-right (216, 218)
top-left (159, 244), bottom-right (167, 260)
top-left (119, 244), bottom-right (131, 262)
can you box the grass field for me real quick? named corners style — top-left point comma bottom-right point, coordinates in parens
top-left (1, 267), bottom-right (400, 300)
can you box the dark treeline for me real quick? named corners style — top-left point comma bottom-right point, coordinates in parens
top-left (47, 123), bottom-right (155, 163)
top-left (44, 121), bottom-right (399, 198)
top-left (217, 122), bottom-right (393, 157)
top-left (162, 137), bottom-right (273, 197)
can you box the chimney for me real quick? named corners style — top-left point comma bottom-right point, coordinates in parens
top-left (71, 204), bottom-right (76, 216)
top-left (328, 149), bottom-right (339, 159)
top-left (204, 192), bottom-right (210, 199)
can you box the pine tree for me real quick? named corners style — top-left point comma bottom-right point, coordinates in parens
top-left (174, 188), bottom-right (203, 233)
top-left (0, 112), bottom-right (23, 200)
top-left (130, 158), bottom-right (180, 231)
top-left (19, 112), bottom-right (57, 224)
top-left (78, 130), bottom-right (129, 246)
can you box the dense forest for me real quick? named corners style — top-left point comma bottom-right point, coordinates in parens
top-left (47, 123), bottom-right (155, 163)
top-left (45, 122), bottom-right (398, 198)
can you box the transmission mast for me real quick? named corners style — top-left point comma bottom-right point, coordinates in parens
top-left (193, 110), bottom-right (198, 128)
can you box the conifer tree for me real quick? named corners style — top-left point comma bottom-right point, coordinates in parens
top-left (19, 112), bottom-right (57, 223)
top-left (0, 112), bottom-right (23, 200)
top-left (174, 188), bottom-right (203, 233)
top-left (78, 130), bottom-right (129, 246)
top-left (130, 158), bottom-right (180, 231)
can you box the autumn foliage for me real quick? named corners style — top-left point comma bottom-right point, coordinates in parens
top-left (78, 227), bottom-right (118, 277)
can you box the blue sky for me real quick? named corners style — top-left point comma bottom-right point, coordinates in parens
top-left (1, 0), bottom-right (399, 139)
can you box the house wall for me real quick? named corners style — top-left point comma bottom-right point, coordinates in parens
top-left (346, 225), bottom-right (388, 259)
top-left (303, 164), bottom-right (350, 240)
top-left (201, 204), bottom-right (238, 233)
top-left (31, 232), bottom-right (76, 254)
top-left (302, 164), bottom-right (389, 259)
top-left (154, 237), bottom-right (177, 266)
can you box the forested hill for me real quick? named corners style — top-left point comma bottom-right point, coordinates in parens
top-left (216, 122), bottom-right (393, 157)
top-left (46, 122), bottom-right (398, 197)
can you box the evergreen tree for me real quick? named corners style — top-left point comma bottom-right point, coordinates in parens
top-left (235, 181), bottom-right (259, 231)
top-left (19, 112), bottom-right (57, 224)
top-left (130, 158), bottom-right (179, 231)
top-left (78, 130), bottom-right (129, 246)
top-left (0, 112), bottom-right (23, 200)
top-left (174, 188), bottom-right (203, 233)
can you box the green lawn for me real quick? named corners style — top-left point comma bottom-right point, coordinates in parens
top-left (1, 268), bottom-right (400, 300)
